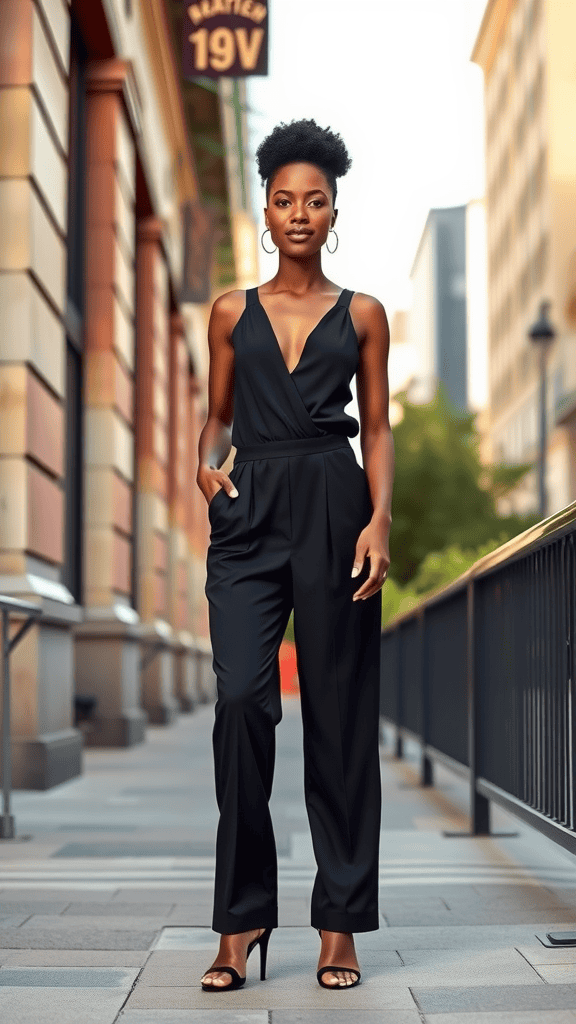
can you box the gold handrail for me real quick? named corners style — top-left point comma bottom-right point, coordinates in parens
top-left (383, 497), bottom-right (576, 630)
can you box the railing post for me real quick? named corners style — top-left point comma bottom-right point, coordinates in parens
top-left (1, 609), bottom-right (13, 840)
top-left (468, 578), bottom-right (490, 834)
top-left (0, 596), bottom-right (42, 840)
top-left (419, 608), bottom-right (433, 786)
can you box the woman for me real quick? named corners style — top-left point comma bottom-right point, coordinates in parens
top-left (197, 118), bottom-right (394, 991)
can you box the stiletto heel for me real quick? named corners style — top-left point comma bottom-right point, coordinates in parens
top-left (246, 925), bottom-right (272, 980)
top-left (201, 926), bottom-right (274, 991)
top-left (316, 928), bottom-right (361, 989)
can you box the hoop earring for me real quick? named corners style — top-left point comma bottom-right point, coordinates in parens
top-left (326, 228), bottom-right (339, 254)
top-left (261, 228), bottom-right (277, 254)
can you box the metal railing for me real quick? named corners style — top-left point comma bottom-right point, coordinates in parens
top-left (380, 500), bottom-right (576, 855)
top-left (0, 595), bottom-right (42, 840)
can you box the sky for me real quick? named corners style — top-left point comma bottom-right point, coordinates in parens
top-left (245, 0), bottom-right (488, 342)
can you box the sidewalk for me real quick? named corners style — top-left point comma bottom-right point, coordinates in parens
top-left (2, 699), bottom-right (576, 1022)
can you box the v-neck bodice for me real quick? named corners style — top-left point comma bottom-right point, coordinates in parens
top-left (255, 287), bottom-right (350, 377)
top-left (230, 286), bottom-right (360, 448)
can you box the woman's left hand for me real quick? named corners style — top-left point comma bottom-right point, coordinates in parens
top-left (351, 514), bottom-right (391, 601)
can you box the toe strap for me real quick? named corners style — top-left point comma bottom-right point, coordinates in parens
top-left (202, 965), bottom-right (244, 985)
top-left (317, 966), bottom-right (361, 981)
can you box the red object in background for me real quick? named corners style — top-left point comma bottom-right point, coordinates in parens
top-left (279, 641), bottom-right (299, 696)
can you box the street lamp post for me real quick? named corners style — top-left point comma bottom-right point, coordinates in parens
top-left (528, 300), bottom-right (556, 518)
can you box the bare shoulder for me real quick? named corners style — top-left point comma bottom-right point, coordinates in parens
top-left (210, 288), bottom-right (247, 337)
top-left (349, 291), bottom-right (389, 342)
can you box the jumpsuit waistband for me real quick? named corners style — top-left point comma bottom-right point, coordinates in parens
top-left (234, 433), bottom-right (352, 463)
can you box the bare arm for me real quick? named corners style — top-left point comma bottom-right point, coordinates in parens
top-left (350, 293), bottom-right (394, 600)
top-left (197, 290), bottom-right (243, 505)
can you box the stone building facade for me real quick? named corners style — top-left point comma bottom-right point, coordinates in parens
top-left (0, 0), bottom-right (258, 787)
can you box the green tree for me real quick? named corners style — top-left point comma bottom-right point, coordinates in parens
top-left (389, 387), bottom-right (536, 585)
top-left (381, 536), bottom-right (508, 627)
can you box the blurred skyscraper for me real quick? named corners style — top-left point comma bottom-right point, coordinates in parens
top-left (472, 0), bottom-right (576, 515)
top-left (408, 206), bottom-right (468, 412)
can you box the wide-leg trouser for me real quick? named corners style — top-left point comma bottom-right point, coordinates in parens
top-left (204, 434), bottom-right (382, 935)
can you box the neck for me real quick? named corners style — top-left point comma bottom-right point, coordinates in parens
top-left (271, 250), bottom-right (330, 295)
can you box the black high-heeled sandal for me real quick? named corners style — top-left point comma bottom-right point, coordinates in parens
top-left (201, 926), bottom-right (273, 991)
top-left (316, 928), bottom-right (361, 989)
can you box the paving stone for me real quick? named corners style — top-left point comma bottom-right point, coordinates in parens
top-left (0, 915), bottom-right (29, 927)
top-left (125, 979), bottom-right (418, 1010)
top-left (363, 924), bottom-right (576, 949)
top-left (23, 914), bottom-right (170, 930)
top-left (142, 951), bottom-right (199, 968)
top-left (0, 966), bottom-right (138, 986)
top-left (1, 950), bottom-right (148, 966)
top-left (472, 885), bottom-right (576, 902)
top-left (271, 1014), bottom-right (421, 1023)
top-left (379, 884), bottom-right (481, 900)
top-left (518, 946), bottom-right (576, 965)
top-left (111, 890), bottom-right (198, 903)
top-left (57, 824), bottom-right (140, 832)
top-left (0, 928), bottom-right (157, 949)
top-left (278, 907), bottom-right (309, 926)
top-left (448, 911), bottom-right (576, 925)
top-left (164, 907), bottom-right (212, 925)
top-left (395, 947), bottom-right (542, 985)
top-left (64, 902), bottom-right (175, 917)
top-left (0, 903), bottom-right (70, 915)
top-left (120, 1012), bottom-right (269, 1023)
top-left (0, 889), bottom-right (117, 901)
top-left (412, 983), bottom-right (576, 1013)
top-left (52, 842), bottom-right (221, 858)
top-left (535, 965), bottom-right (576, 983)
top-left (383, 909), bottom-right (455, 926)
top-left (155, 927), bottom-right (225, 950)
top-left (423, 1013), bottom-right (576, 1023)
top-left (0, 987), bottom-right (128, 1023)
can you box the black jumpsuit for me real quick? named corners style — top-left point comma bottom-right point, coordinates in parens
top-left (205, 285), bottom-right (382, 936)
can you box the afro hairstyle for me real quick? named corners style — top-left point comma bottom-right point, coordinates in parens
top-left (255, 117), bottom-right (352, 207)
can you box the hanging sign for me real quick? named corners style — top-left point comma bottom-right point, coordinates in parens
top-left (182, 1), bottom-right (269, 79)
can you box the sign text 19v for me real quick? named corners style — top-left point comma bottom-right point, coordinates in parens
top-left (182, 1), bottom-right (269, 79)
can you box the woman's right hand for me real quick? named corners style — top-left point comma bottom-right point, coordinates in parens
top-left (197, 464), bottom-right (239, 506)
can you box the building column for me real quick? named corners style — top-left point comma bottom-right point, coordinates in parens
top-left (135, 218), bottom-right (178, 724)
top-left (74, 58), bottom-right (146, 747)
top-left (0, 0), bottom-right (83, 787)
top-left (167, 314), bottom-right (196, 710)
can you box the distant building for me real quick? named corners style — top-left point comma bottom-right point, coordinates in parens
top-left (465, 198), bottom-right (491, 466)
top-left (465, 198), bottom-right (490, 416)
top-left (472, 0), bottom-right (576, 515)
top-left (409, 206), bottom-right (468, 412)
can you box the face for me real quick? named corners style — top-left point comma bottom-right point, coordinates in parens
top-left (264, 162), bottom-right (337, 254)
